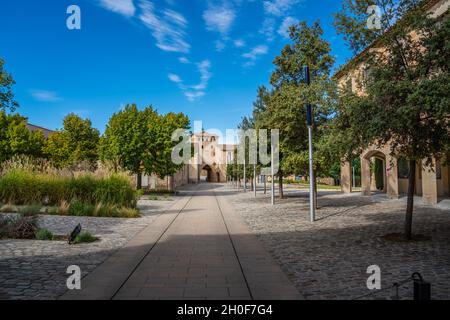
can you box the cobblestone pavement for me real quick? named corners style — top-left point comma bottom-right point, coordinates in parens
top-left (0, 199), bottom-right (176, 300)
top-left (223, 184), bottom-right (450, 300)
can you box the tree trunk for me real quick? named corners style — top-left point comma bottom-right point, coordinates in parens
top-left (405, 160), bottom-right (416, 240)
top-left (251, 176), bottom-right (254, 191)
top-left (264, 176), bottom-right (267, 194)
top-left (137, 173), bottom-right (142, 190)
top-left (278, 174), bottom-right (284, 199)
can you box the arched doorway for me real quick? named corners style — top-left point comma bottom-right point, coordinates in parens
top-left (201, 165), bottom-right (212, 182)
top-left (361, 150), bottom-right (387, 195)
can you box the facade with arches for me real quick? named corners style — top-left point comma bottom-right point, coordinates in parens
top-left (337, 0), bottom-right (450, 205)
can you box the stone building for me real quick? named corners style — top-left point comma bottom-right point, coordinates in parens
top-left (188, 132), bottom-right (236, 183)
top-left (140, 132), bottom-right (236, 190)
top-left (336, 0), bottom-right (450, 204)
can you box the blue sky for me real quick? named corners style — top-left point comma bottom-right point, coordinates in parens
top-left (0, 0), bottom-right (351, 137)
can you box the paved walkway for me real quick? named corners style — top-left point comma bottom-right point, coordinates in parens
top-left (60, 184), bottom-right (301, 300)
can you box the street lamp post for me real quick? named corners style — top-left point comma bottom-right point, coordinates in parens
top-left (304, 66), bottom-right (315, 222)
top-left (271, 143), bottom-right (275, 205)
top-left (244, 156), bottom-right (247, 192)
top-left (254, 164), bottom-right (257, 197)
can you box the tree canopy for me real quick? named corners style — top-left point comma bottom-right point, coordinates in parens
top-left (0, 58), bottom-right (18, 113)
top-left (0, 111), bottom-right (45, 163)
top-left (250, 20), bottom-right (338, 197)
top-left (99, 104), bottom-right (190, 188)
top-left (44, 113), bottom-right (100, 169)
top-left (332, 0), bottom-right (450, 239)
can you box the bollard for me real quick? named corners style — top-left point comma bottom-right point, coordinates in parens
top-left (412, 272), bottom-right (431, 300)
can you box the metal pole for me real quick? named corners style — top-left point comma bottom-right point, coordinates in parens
top-left (244, 156), bottom-right (247, 192)
top-left (271, 144), bottom-right (275, 205)
top-left (304, 65), bottom-right (315, 222)
top-left (254, 165), bottom-right (257, 197)
top-left (308, 125), bottom-right (315, 222)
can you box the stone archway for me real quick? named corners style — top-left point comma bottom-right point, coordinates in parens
top-left (361, 147), bottom-right (399, 199)
top-left (201, 165), bottom-right (212, 182)
top-left (362, 150), bottom-right (386, 194)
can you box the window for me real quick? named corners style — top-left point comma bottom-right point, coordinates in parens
top-left (398, 159), bottom-right (410, 179)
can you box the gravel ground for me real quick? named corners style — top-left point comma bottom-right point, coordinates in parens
top-left (223, 184), bottom-right (450, 300)
top-left (0, 198), bottom-right (176, 300)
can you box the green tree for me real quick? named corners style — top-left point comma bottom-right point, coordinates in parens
top-left (99, 104), bottom-right (157, 188)
top-left (253, 21), bottom-right (337, 198)
top-left (333, 0), bottom-right (450, 239)
top-left (0, 58), bottom-right (18, 112)
top-left (44, 113), bottom-right (100, 169)
top-left (99, 105), bottom-right (190, 189)
top-left (0, 111), bottom-right (45, 162)
top-left (149, 112), bottom-right (191, 185)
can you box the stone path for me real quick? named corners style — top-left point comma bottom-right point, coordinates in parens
top-left (226, 183), bottom-right (450, 300)
top-left (61, 183), bottom-right (301, 300)
top-left (0, 198), bottom-right (175, 300)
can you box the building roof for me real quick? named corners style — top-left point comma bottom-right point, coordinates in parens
top-left (26, 123), bottom-right (54, 138)
top-left (193, 132), bottom-right (218, 137)
top-left (333, 0), bottom-right (447, 80)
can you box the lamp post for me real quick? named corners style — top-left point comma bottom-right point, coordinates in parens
top-left (254, 164), bottom-right (257, 197)
top-left (304, 66), bottom-right (315, 222)
top-left (271, 143), bottom-right (275, 205)
top-left (243, 156), bottom-right (247, 192)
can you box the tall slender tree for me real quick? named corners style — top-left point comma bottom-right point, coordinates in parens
top-left (253, 21), bottom-right (337, 198)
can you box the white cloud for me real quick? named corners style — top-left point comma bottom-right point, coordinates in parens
top-left (30, 90), bottom-right (61, 102)
top-left (243, 45), bottom-right (268, 59)
top-left (260, 18), bottom-right (276, 41)
top-left (168, 73), bottom-right (182, 83)
top-left (178, 57), bottom-right (190, 64)
top-left (215, 40), bottom-right (226, 52)
top-left (191, 60), bottom-right (212, 91)
top-left (234, 39), bottom-right (246, 47)
top-left (167, 60), bottom-right (212, 102)
top-left (203, 5), bottom-right (236, 35)
top-left (99, 0), bottom-right (136, 17)
top-left (139, 1), bottom-right (190, 53)
top-left (184, 91), bottom-right (206, 102)
top-left (278, 16), bottom-right (298, 39)
top-left (242, 45), bottom-right (268, 67)
top-left (263, 0), bottom-right (300, 17)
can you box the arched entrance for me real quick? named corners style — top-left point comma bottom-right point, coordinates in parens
top-left (361, 150), bottom-right (387, 195)
top-left (200, 165), bottom-right (212, 182)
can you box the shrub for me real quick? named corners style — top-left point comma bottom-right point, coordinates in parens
top-left (93, 175), bottom-right (137, 208)
top-left (58, 201), bottom-right (70, 215)
top-left (36, 228), bottom-right (54, 240)
top-left (0, 204), bottom-right (17, 213)
top-left (18, 204), bottom-right (42, 216)
top-left (0, 169), bottom-right (138, 210)
top-left (6, 214), bottom-right (38, 239)
top-left (69, 200), bottom-right (94, 216)
top-left (118, 207), bottom-right (141, 218)
top-left (73, 231), bottom-right (98, 244)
